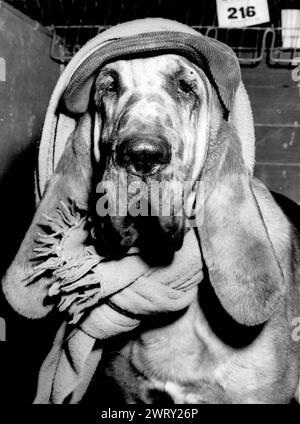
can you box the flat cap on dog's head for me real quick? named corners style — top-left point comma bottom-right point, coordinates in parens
top-left (63, 31), bottom-right (241, 119)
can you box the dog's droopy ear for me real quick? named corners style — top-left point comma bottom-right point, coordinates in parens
top-left (1, 115), bottom-right (94, 318)
top-left (196, 123), bottom-right (286, 326)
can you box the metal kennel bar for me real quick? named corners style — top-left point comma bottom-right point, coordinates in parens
top-left (3, 0), bottom-right (300, 66)
top-left (49, 26), bottom-right (300, 67)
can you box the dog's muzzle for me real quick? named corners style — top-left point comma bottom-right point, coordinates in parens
top-left (94, 117), bottom-right (184, 260)
top-left (115, 136), bottom-right (171, 176)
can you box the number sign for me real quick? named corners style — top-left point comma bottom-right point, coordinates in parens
top-left (216, 0), bottom-right (270, 28)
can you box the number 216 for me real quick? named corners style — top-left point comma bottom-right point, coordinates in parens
top-left (228, 6), bottom-right (256, 19)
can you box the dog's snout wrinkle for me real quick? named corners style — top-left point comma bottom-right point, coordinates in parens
top-left (116, 137), bottom-right (171, 176)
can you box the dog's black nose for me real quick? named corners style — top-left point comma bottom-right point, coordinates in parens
top-left (116, 137), bottom-right (171, 175)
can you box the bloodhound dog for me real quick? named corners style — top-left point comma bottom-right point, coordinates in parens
top-left (2, 19), bottom-right (300, 403)
top-left (66, 54), bottom-right (300, 404)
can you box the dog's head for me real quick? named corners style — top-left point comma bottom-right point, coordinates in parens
top-left (89, 54), bottom-right (212, 258)
top-left (61, 31), bottom-right (240, 260)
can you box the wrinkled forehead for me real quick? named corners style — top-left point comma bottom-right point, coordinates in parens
top-left (97, 54), bottom-right (206, 89)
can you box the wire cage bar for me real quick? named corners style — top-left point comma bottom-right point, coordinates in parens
top-left (4, 0), bottom-right (300, 66)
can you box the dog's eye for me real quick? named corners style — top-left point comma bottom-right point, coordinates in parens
top-left (106, 79), bottom-right (118, 93)
top-left (177, 79), bottom-right (193, 95)
top-left (97, 74), bottom-right (118, 96)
